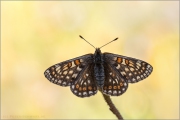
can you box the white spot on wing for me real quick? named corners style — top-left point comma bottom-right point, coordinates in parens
top-left (89, 91), bottom-right (93, 95)
top-left (121, 71), bottom-right (126, 76)
top-left (71, 62), bottom-right (76, 67)
top-left (129, 73), bottom-right (132, 76)
top-left (88, 80), bottom-right (90, 84)
top-left (132, 78), bottom-right (136, 82)
top-left (113, 90), bottom-right (117, 95)
top-left (121, 59), bottom-right (126, 65)
top-left (77, 66), bottom-right (82, 71)
top-left (146, 72), bottom-right (150, 76)
top-left (84, 82), bottom-right (87, 85)
top-left (130, 67), bottom-right (134, 71)
top-left (83, 92), bottom-right (87, 96)
top-left (125, 67), bottom-right (129, 72)
top-left (69, 70), bottom-right (73, 74)
top-left (56, 67), bottom-right (60, 71)
top-left (136, 65), bottom-right (140, 69)
top-left (137, 76), bottom-right (140, 80)
top-left (143, 73), bottom-right (147, 77)
top-left (114, 78), bottom-right (119, 83)
top-left (72, 73), bottom-right (78, 78)
top-left (62, 81), bottom-right (66, 85)
top-left (80, 59), bottom-right (84, 62)
top-left (71, 85), bottom-right (75, 89)
top-left (63, 71), bottom-right (67, 75)
top-left (58, 80), bottom-right (62, 84)
top-left (108, 90), bottom-right (112, 94)
top-left (116, 64), bottom-right (120, 69)
top-left (113, 81), bottom-right (116, 84)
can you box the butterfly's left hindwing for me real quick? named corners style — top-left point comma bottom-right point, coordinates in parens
top-left (102, 63), bottom-right (128, 96)
top-left (44, 54), bottom-right (93, 87)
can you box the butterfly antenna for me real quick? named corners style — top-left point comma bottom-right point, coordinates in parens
top-left (99, 37), bottom-right (118, 49)
top-left (79, 35), bottom-right (96, 49)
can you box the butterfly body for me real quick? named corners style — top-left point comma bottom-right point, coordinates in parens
top-left (93, 48), bottom-right (105, 87)
top-left (44, 47), bottom-right (153, 98)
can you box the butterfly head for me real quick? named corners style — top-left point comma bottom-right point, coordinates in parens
top-left (95, 48), bottom-right (101, 54)
top-left (94, 48), bottom-right (103, 64)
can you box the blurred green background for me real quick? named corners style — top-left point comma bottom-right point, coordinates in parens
top-left (1, 1), bottom-right (179, 119)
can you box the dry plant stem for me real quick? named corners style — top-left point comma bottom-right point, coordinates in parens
top-left (100, 90), bottom-right (124, 120)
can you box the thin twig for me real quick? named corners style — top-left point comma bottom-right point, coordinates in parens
top-left (100, 89), bottom-right (123, 120)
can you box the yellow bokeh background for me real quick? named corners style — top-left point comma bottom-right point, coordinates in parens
top-left (1, 1), bottom-right (179, 119)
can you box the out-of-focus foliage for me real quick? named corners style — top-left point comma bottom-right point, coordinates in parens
top-left (1, 1), bottom-right (179, 119)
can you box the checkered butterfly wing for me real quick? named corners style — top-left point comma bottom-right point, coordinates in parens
top-left (103, 62), bottom-right (128, 96)
top-left (44, 54), bottom-right (98, 97)
top-left (102, 53), bottom-right (153, 96)
top-left (70, 63), bottom-right (98, 97)
top-left (104, 53), bottom-right (153, 83)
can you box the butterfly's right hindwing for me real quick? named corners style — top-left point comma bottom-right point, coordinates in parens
top-left (44, 54), bottom-right (93, 87)
top-left (70, 64), bottom-right (98, 97)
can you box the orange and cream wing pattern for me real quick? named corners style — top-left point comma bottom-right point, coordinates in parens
top-left (70, 64), bottom-right (98, 97)
top-left (104, 53), bottom-right (153, 83)
top-left (44, 54), bottom-right (93, 86)
top-left (102, 63), bottom-right (128, 96)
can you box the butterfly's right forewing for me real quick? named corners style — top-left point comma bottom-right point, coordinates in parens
top-left (44, 54), bottom-right (93, 86)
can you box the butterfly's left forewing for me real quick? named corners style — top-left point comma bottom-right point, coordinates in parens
top-left (104, 53), bottom-right (153, 83)
top-left (44, 54), bottom-right (93, 86)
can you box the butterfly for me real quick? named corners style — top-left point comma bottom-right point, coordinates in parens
top-left (44, 36), bottom-right (153, 98)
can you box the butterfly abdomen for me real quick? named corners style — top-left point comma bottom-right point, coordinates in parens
top-left (94, 64), bottom-right (105, 87)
